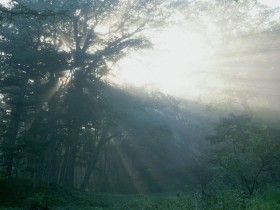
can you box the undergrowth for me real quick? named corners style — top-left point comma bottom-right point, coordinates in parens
top-left (0, 179), bottom-right (279, 210)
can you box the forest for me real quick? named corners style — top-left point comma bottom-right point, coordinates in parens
top-left (0, 0), bottom-right (280, 209)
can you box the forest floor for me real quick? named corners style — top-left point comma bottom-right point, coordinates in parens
top-left (0, 179), bottom-right (280, 210)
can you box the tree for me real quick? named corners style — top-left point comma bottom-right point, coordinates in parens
top-left (0, 0), bottom-right (174, 189)
top-left (207, 114), bottom-right (280, 196)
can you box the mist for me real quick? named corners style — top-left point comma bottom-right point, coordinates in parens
top-left (0, 0), bottom-right (280, 209)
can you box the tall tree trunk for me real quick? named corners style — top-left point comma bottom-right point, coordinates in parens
top-left (63, 145), bottom-right (78, 187)
top-left (80, 153), bottom-right (97, 190)
top-left (60, 124), bottom-right (80, 188)
top-left (4, 106), bottom-right (21, 176)
top-left (80, 133), bottom-right (117, 190)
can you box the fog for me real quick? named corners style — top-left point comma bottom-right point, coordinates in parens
top-left (0, 0), bottom-right (280, 209)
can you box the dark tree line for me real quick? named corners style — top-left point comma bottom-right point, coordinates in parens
top-left (0, 0), bottom-right (208, 193)
top-left (0, 0), bottom-right (181, 191)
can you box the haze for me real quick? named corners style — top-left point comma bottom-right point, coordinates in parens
top-left (0, 0), bottom-right (280, 209)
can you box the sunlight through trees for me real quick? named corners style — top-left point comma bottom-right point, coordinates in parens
top-left (0, 0), bottom-right (280, 209)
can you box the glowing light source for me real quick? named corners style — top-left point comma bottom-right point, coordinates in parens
top-left (111, 26), bottom-right (215, 100)
top-left (0, 0), bottom-right (10, 6)
top-left (58, 70), bottom-right (71, 85)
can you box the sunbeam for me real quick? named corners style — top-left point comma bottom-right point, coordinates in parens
top-left (108, 6), bottom-right (280, 114)
top-left (113, 139), bottom-right (147, 193)
top-left (1, 0), bottom-right (280, 208)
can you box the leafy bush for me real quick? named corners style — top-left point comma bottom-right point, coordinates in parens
top-left (1, 178), bottom-right (280, 210)
top-left (248, 187), bottom-right (280, 210)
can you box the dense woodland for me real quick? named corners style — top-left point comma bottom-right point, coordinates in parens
top-left (0, 0), bottom-right (280, 209)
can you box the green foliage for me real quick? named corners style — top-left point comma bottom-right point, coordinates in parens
top-left (248, 187), bottom-right (280, 210)
top-left (207, 114), bottom-right (280, 195)
top-left (0, 178), bottom-right (280, 210)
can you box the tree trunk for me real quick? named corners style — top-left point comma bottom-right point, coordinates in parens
top-left (80, 133), bottom-right (117, 190)
top-left (63, 145), bottom-right (78, 188)
top-left (80, 154), bottom-right (97, 191)
top-left (60, 123), bottom-right (80, 188)
top-left (4, 106), bottom-right (21, 176)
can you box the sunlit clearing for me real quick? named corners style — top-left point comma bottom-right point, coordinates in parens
top-left (110, 26), bottom-right (217, 100)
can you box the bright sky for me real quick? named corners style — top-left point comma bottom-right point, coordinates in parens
top-left (110, 26), bottom-right (219, 100)
top-left (1, 0), bottom-right (279, 108)
top-left (259, 0), bottom-right (280, 7)
top-left (0, 0), bottom-right (9, 6)
top-left (109, 1), bottom-right (280, 108)
top-left (109, 0), bottom-right (280, 110)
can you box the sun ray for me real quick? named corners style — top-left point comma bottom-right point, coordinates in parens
top-left (113, 140), bottom-right (147, 193)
